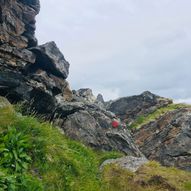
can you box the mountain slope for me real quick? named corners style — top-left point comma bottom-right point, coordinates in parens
top-left (1, 97), bottom-right (191, 191)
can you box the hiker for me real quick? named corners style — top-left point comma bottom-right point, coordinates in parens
top-left (111, 118), bottom-right (121, 128)
top-left (111, 120), bottom-right (119, 128)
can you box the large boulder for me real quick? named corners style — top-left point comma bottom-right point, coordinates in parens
top-left (107, 91), bottom-right (172, 123)
top-left (133, 107), bottom-right (191, 171)
top-left (30, 42), bottom-right (70, 79)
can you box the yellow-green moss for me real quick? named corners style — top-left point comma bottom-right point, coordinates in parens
top-left (130, 103), bottom-right (189, 129)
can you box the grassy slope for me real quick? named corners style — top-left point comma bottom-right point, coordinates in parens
top-left (0, 100), bottom-right (191, 191)
top-left (0, 102), bottom-right (122, 191)
top-left (130, 103), bottom-right (189, 129)
top-left (103, 162), bottom-right (191, 191)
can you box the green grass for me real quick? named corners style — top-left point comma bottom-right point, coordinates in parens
top-left (102, 161), bottom-right (191, 191)
top-left (0, 99), bottom-right (122, 191)
top-left (1, 98), bottom-right (191, 191)
top-left (130, 104), bottom-right (188, 129)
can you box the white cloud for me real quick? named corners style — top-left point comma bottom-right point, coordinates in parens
top-left (93, 87), bottom-right (121, 101)
top-left (174, 98), bottom-right (191, 104)
top-left (36, 0), bottom-right (191, 101)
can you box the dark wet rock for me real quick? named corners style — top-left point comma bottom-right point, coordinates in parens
top-left (107, 91), bottom-right (172, 123)
top-left (0, 66), bottom-right (72, 114)
top-left (133, 108), bottom-right (191, 171)
top-left (100, 156), bottom-right (148, 172)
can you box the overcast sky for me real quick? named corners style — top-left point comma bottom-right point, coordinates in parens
top-left (36, 0), bottom-right (191, 102)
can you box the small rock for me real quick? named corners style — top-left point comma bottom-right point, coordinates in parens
top-left (100, 156), bottom-right (148, 172)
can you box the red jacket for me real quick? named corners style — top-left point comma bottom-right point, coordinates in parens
top-left (112, 120), bottom-right (120, 128)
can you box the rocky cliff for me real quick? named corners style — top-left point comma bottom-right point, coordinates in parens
top-left (0, 0), bottom-right (191, 172)
top-left (0, 0), bottom-right (141, 157)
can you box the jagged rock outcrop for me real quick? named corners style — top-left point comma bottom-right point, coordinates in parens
top-left (97, 93), bottom-right (104, 103)
top-left (72, 88), bottom-right (105, 108)
top-left (107, 91), bottom-right (173, 123)
top-left (0, 1), bottom-right (72, 113)
top-left (73, 88), bottom-right (96, 103)
top-left (29, 41), bottom-right (70, 79)
top-left (0, 0), bottom-right (143, 157)
top-left (0, 41), bottom-right (72, 113)
top-left (133, 107), bottom-right (191, 171)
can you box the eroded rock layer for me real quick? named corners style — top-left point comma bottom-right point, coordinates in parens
top-left (133, 108), bottom-right (191, 170)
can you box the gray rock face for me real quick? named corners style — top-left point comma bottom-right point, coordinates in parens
top-left (73, 88), bottom-right (96, 103)
top-left (133, 108), bottom-right (191, 171)
top-left (53, 101), bottom-right (143, 156)
top-left (107, 91), bottom-right (172, 123)
top-left (97, 94), bottom-right (104, 103)
top-left (30, 42), bottom-right (70, 79)
top-left (100, 156), bottom-right (148, 172)
top-left (73, 89), bottom-right (106, 109)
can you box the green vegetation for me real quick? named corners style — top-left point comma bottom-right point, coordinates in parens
top-left (102, 161), bottom-right (191, 191)
top-left (130, 104), bottom-right (188, 129)
top-left (1, 99), bottom-right (191, 191)
top-left (0, 99), bottom-right (122, 191)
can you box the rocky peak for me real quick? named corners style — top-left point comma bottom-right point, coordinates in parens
top-left (73, 88), bottom-right (97, 103)
top-left (97, 93), bottom-right (105, 103)
top-left (107, 91), bottom-right (173, 123)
